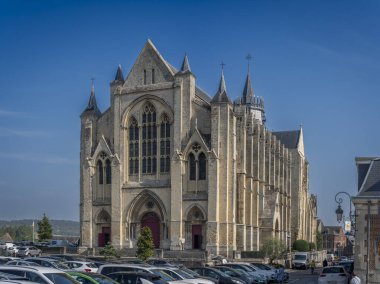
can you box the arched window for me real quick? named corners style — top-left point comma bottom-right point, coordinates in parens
top-left (160, 114), bottom-right (170, 173)
top-left (198, 152), bottom-right (206, 180)
top-left (189, 153), bottom-right (196, 180)
top-left (129, 117), bottom-right (139, 175)
top-left (97, 160), bottom-right (103, 184)
top-left (142, 103), bottom-right (157, 174)
top-left (105, 159), bottom-right (112, 184)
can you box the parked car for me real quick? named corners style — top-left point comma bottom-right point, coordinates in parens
top-left (217, 264), bottom-right (268, 283)
top-left (0, 266), bottom-right (80, 284)
top-left (179, 267), bottom-right (217, 284)
top-left (0, 271), bottom-right (30, 281)
top-left (292, 252), bottom-right (310, 270)
top-left (318, 266), bottom-right (349, 284)
top-left (16, 247), bottom-right (41, 257)
top-left (107, 271), bottom-right (166, 284)
top-left (5, 261), bottom-right (40, 267)
top-left (338, 261), bottom-right (354, 277)
top-left (249, 263), bottom-right (289, 282)
top-left (98, 264), bottom-right (190, 284)
top-left (145, 260), bottom-right (180, 268)
top-left (150, 267), bottom-right (215, 284)
top-left (190, 267), bottom-right (247, 284)
top-left (67, 271), bottom-right (118, 284)
top-left (64, 261), bottom-right (98, 273)
top-left (213, 266), bottom-right (266, 284)
top-left (24, 258), bottom-right (70, 271)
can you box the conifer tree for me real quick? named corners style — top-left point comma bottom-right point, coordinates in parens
top-left (37, 213), bottom-right (53, 241)
top-left (136, 227), bottom-right (154, 261)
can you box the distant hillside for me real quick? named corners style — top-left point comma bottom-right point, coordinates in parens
top-left (0, 219), bottom-right (79, 237)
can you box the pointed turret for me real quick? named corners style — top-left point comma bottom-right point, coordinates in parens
top-left (115, 64), bottom-right (124, 81)
top-left (181, 53), bottom-right (191, 72)
top-left (82, 80), bottom-right (101, 116)
top-left (242, 72), bottom-right (254, 104)
top-left (211, 71), bottom-right (231, 104)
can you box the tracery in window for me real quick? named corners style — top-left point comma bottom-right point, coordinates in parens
top-left (142, 103), bottom-right (157, 174)
top-left (129, 117), bottom-right (139, 175)
top-left (160, 114), bottom-right (170, 173)
top-left (188, 147), bottom-right (207, 181)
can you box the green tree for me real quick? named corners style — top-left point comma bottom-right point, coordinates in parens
top-left (293, 239), bottom-right (309, 252)
top-left (99, 242), bottom-right (119, 259)
top-left (262, 238), bottom-right (287, 263)
top-left (136, 227), bottom-right (154, 261)
top-left (316, 231), bottom-right (323, 250)
top-left (37, 213), bottom-right (53, 241)
top-left (309, 242), bottom-right (316, 251)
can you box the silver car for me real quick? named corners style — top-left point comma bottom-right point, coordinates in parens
top-left (16, 247), bottom-right (41, 257)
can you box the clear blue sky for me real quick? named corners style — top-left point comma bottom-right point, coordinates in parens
top-left (0, 0), bottom-right (379, 225)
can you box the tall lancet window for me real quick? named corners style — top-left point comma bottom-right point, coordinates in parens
top-left (160, 114), bottom-right (170, 173)
top-left (97, 160), bottom-right (103, 184)
top-left (198, 152), bottom-right (206, 180)
top-left (142, 102), bottom-right (157, 174)
top-left (129, 117), bottom-right (139, 175)
top-left (189, 153), bottom-right (196, 180)
top-left (105, 159), bottom-right (112, 184)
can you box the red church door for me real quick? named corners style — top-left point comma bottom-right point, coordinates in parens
top-left (192, 224), bottom-right (202, 249)
top-left (98, 226), bottom-right (111, 247)
top-left (141, 212), bottom-right (160, 248)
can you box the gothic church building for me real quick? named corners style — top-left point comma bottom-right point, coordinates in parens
top-left (80, 40), bottom-right (317, 257)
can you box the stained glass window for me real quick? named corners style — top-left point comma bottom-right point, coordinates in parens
top-left (97, 160), bottom-right (103, 184)
top-left (189, 153), bottom-right (196, 180)
top-left (142, 103), bottom-right (157, 174)
top-left (199, 152), bottom-right (206, 180)
top-left (129, 118), bottom-right (139, 175)
top-left (105, 159), bottom-right (112, 184)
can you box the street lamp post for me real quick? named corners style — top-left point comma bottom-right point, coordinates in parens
top-left (334, 191), bottom-right (355, 233)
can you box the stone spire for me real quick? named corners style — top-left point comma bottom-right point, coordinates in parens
top-left (115, 64), bottom-right (124, 81)
top-left (211, 69), bottom-right (231, 104)
top-left (83, 80), bottom-right (100, 115)
top-left (242, 72), bottom-right (254, 104)
top-left (181, 53), bottom-right (191, 72)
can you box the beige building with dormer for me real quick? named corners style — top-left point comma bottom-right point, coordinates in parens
top-left (79, 40), bottom-right (317, 257)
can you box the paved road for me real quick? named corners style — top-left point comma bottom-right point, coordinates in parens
top-left (287, 268), bottom-right (320, 284)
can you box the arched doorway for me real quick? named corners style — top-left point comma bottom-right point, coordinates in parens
top-left (185, 205), bottom-right (206, 250)
top-left (141, 212), bottom-right (160, 248)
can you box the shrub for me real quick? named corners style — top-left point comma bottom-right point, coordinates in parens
top-left (99, 242), bottom-right (119, 259)
top-left (309, 242), bottom-right (316, 251)
top-left (136, 227), bottom-right (154, 261)
top-left (292, 239), bottom-right (309, 252)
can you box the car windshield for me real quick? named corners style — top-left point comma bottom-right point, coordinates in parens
top-left (173, 269), bottom-right (195, 279)
top-left (53, 262), bottom-right (70, 270)
top-left (181, 268), bottom-right (199, 277)
top-left (44, 273), bottom-right (80, 284)
top-left (150, 270), bottom-right (176, 281)
top-left (86, 263), bottom-right (98, 268)
top-left (87, 274), bottom-right (119, 284)
top-left (294, 255), bottom-right (306, 260)
top-left (322, 267), bottom-right (345, 274)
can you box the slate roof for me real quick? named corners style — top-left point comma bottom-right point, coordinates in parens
top-left (115, 64), bottom-right (124, 81)
top-left (272, 130), bottom-right (300, 149)
top-left (82, 82), bottom-right (101, 116)
top-left (358, 158), bottom-right (380, 196)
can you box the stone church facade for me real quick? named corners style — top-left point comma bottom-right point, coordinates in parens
top-left (80, 40), bottom-right (317, 257)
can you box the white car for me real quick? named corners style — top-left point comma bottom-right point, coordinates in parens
top-left (0, 266), bottom-right (80, 284)
top-left (318, 266), bottom-right (349, 284)
top-left (64, 261), bottom-right (98, 273)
